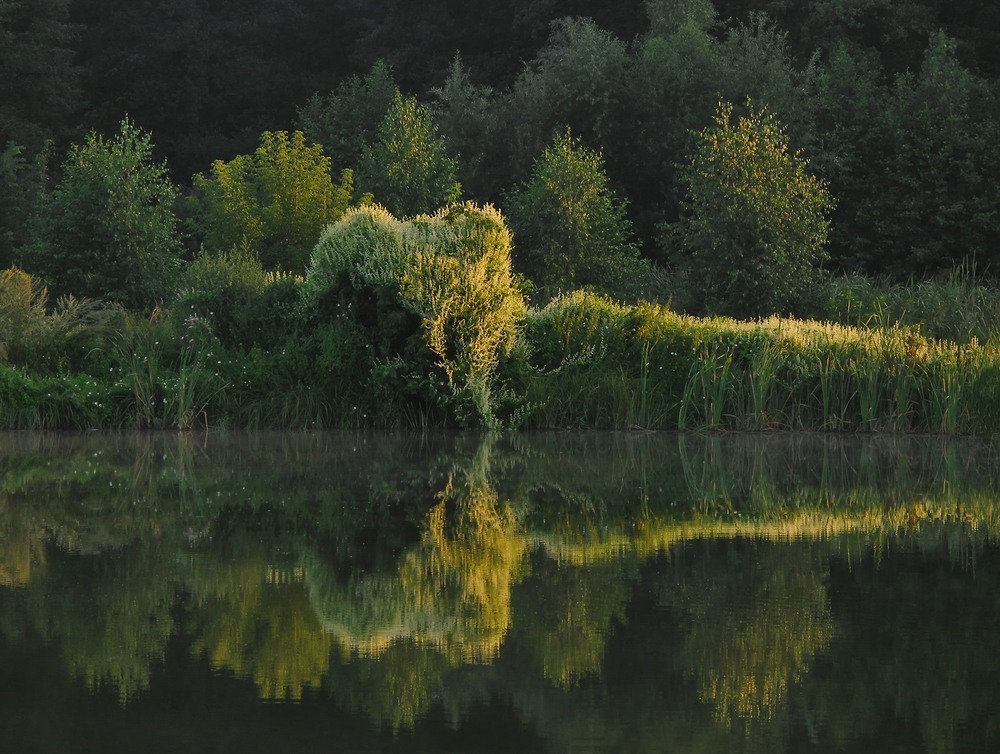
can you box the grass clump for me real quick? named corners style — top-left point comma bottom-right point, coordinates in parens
top-left (806, 265), bottom-right (1000, 346)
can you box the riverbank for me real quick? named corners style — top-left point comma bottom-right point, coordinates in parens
top-left (2, 282), bottom-right (997, 434)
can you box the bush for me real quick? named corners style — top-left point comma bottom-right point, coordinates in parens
top-left (667, 99), bottom-right (833, 317)
top-left (0, 267), bottom-right (110, 374)
top-left (175, 245), bottom-right (304, 349)
top-left (803, 266), bottom-right (1000, 346)
top-left (305, 202), bottom-right (526, 427)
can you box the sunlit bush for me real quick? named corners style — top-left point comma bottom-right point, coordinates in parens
top-left (304, 202), bottom-right (526, 427)
top-left (0, 267), bottom-right (110, 375)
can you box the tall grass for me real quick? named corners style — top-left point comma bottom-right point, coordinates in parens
top-left (110, 308), bottom-right (230, 430)
top-left (4, 258), bottom-right (1000, 432)
top-left (520, 290), bottom-right (1000, 434)
top-left (807, 263), bottom-right (1000, 346)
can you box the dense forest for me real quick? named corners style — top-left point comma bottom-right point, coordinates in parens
top-left (5, 0), bottom-right (1000, 275)
top-left (3, 0), bottom-right (1000, 430)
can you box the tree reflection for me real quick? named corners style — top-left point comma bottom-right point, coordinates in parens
top-left (661, 540), bottom-right (835, 727)
top-left (185, 549), bottom-right (334, 701)
top-left (326, 639), bottom-right (459, 732)
top-left (508, 553), bottom-right (634, 689)
top-left (27, 547), bottom-right (177, 704)
top-left (1, 431), bottom-right (1000, 751)
top-left (0, 518), bottom-right (44, 588)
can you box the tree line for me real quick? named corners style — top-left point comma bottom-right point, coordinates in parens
top-left (3, 0), bottom-right (1000, 317)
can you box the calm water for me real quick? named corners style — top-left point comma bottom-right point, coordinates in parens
top-left (1, 431), bottom-right (999, 753)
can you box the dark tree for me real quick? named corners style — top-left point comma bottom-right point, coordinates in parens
top-left (0, 0), bottom-right (80, 151)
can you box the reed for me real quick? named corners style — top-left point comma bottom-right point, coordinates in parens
top-left (808, 264), bottom-right (1000, 346)
top-left (519, 291), bottom-right (1000, 434)
top-left (3, 261), bottom-right (1000, 432)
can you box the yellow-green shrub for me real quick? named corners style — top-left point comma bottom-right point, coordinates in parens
top-left (304, 202), bottom-right (526, 427)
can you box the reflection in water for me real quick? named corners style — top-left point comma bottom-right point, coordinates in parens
top-left (663, 540), bottom-right (835, 726)
top-left (186, 553), bottom-right (333, 702)
top-left (0, 431), bottom-right (999, 751)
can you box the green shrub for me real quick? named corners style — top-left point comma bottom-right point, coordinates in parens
top-left (305, 202), bottom-right (526, 427)
top-left (0, 267), bottom-right (111, 374)
top-left (110, 307), bottom-right (229, 430)
top-left (804, 267), bottom-right (1000, 346)
top-left (0, 364), bottom-right (120, 429)
top-left (175, 246), bottom-right (305, 349)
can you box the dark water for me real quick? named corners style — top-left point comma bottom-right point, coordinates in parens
top-left (1, 431), bottom-right (999, 753)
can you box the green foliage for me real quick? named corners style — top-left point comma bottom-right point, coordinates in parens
top-left (111, 307), bottom-right (229, 430)
top-left (718, 14), bottom-right (819, 148)
top-left (0, 0), bottom-right (79, 152)
top-left (516, 287), bottom-right (1000, 434)
top-left (853, 33), bottom-right (1000, 276)
top-left (506, 17), bottom-right (631, 180)
top-left (628, 14), bottom-right (726, 245)
top-left (305, 202), bottom-right (526, 427)
top-left (645, 0), bottom-right (717, 37)
top-left (0, 141), bottom-right (44, 268)
top-left (23, 118), bottom-right (183, 310)
top-left (508, 18), bottom-right (631, 198)
top-left (0, 267), bottom-right (110, 374)
top-left (430, 55), bottom-right (501, 200)
top-left (0, 364), bottom-right (117, 429)
top-left (804, 265), bottom-right (1000, 346)
top-left (626, 9), bottom-right (817, 251)
top-left (357, 92), bottom-right (462, 218)
top-left (506, 130), bottom-right (640, 293)
top-left (297, 60), bottom-right (400, 177)
top-left (175, 245), bottom-right (305, 349)
top-left (669, 99), bottom-right (833, 317)
top-left (191, 130), bottom-right (354, 273)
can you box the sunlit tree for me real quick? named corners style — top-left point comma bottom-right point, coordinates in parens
top-left (357, 92), bottom-right (462, 218)
top-left (192, 130), bottom-right (353, 272)
top-left (668, 99), bottom-right (832, 317)
top-left (506, 129), bottom-right (639, 292)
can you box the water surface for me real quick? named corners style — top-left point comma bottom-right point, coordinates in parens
top-left (1, 431), bottom-right (998, 752)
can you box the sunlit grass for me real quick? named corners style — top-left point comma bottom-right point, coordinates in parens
top-left (520, 290), bottom-right (1000, 433)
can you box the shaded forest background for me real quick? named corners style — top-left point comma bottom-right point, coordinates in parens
top-left (5, 0), bottom-right (1000, 285)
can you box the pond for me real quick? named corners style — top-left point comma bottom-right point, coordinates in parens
top-left (0, 431), bottom-right (998, 753)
